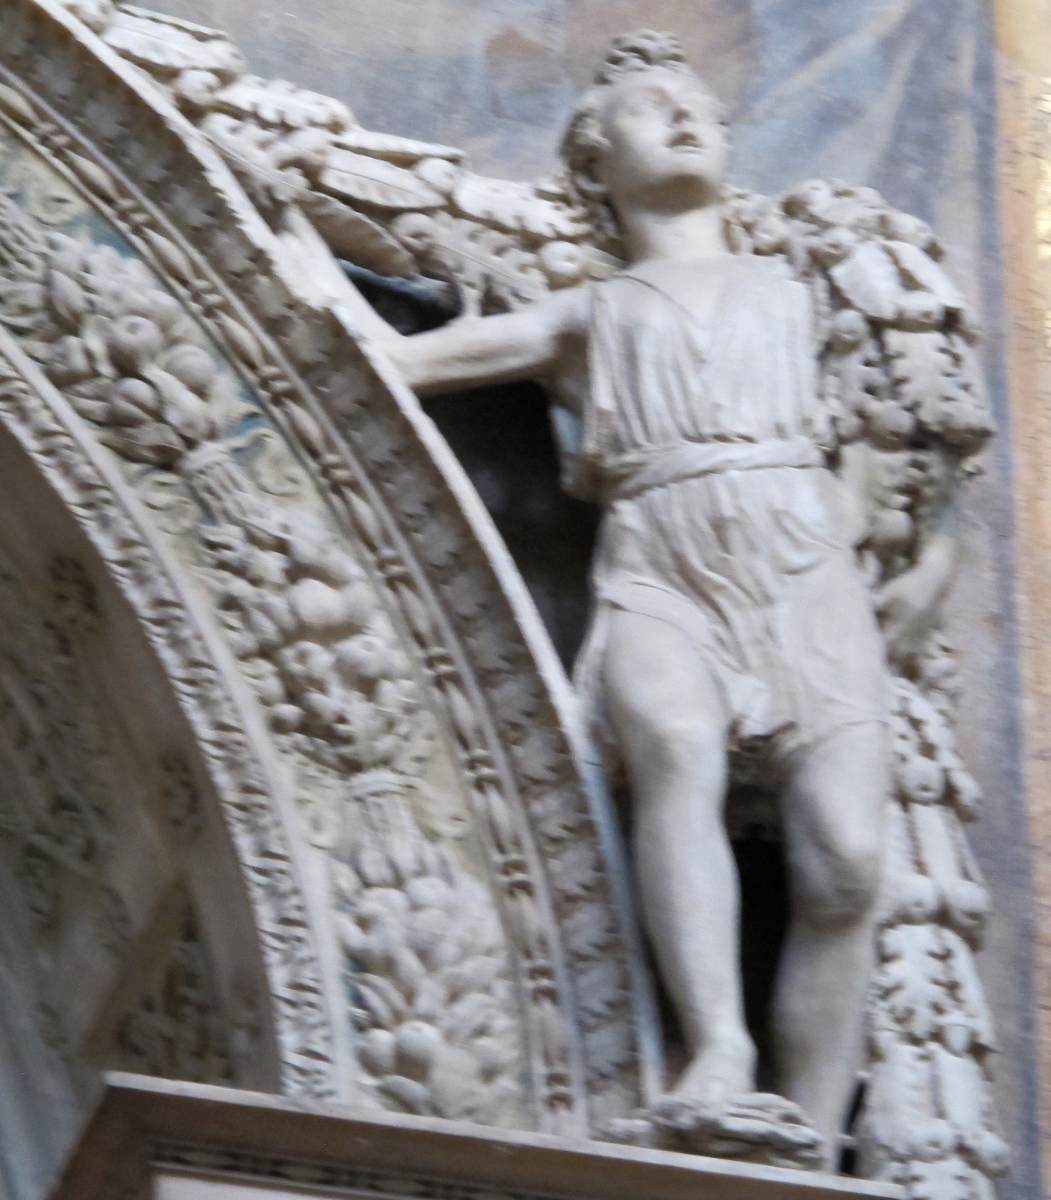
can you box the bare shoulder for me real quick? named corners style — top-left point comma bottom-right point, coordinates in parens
top-left (537, 283), bottom-right (591, 345)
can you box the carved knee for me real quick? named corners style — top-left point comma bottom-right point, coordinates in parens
top-left (646, 716), bottom-right (723, 775)
top-left (796, 839), bottom-right (882, 927)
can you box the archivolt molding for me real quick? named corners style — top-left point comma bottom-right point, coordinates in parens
top-left (0, 335), bottom-right (333, 1098)
top-left (0, 0), bottom-right (649, 1135)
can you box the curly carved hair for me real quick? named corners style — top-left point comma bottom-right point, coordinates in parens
top-left (560, 31), bottom-right (721, 249)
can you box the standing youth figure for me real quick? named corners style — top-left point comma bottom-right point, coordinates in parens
top-left (369, 32), bottom-right (894, 1166)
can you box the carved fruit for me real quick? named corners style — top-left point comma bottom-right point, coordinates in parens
top-left (899, 758), bottom-right (944, 805)
top-left (472, 1035), bottom-right (513, 1080)
top-left (108, 399), bottom-right (150, 428)
top-left (415, 157), bottom-right (459, 195)
top-left (390, 946), bottom-right (426, 994)
top-left (907, 1119), bottom-right (957, 1162)
top-left (147, 368), bottom-right (214, 441)
top-left (366, 887), bottom-right (410, 918)
top-left (967, 1130), bottom-right (1011, 1176)
top-left (897, 293), bottom-right (944, 328)
top-left (405, 906), bottom-right (453, 962)
top-left (269, 703), bottom-right (302, 732)
top-left (46, 269), bottom-right (87, 328)
top-left (406, 875), bottom-right (454, 909)
top-left (944, 879), bottom-right (990, 936)
top-left (428, 1044), bottom-right (485, 1118)
top-left (49, 243), bottom-right (85, 280)
top-left (830, 308), bottom-right (868, 348)
top-left (107, 315), bottom-right (165, 372)
top-left (163, 343), bottom-right (217, 391)
top-left (334, 635), bottom-right (387, 685)
top-left (359, 1027), bottom-right (396, 1076)
top-left (868, 403), bottom-right (916, 445)
top-left (47, 335), bottom-right (92, 384)
top-left (111, 377), bottom-right (163, 418)
top-left (253, 665), bottom-right (285, 707)
top-left (395, 1020), bottom-right (440, 1080)
top-left (881, 211), bottom-right (936, 249)
top-left (288, 578), bottom-right (349, 636)
top-left (947, 769), bottom-right (981, 820)
top-left (752, 214), bottom-right (788, 254)
top-left (335, 911), bottom-right (368, 957)
top-left (301, 689), bottom-right (339, 725)
top-left (782, 178), bottom-right (833, 218)
top-left (538, 240), bottom-right (586, 288)
top-left (811, 227), bottom-right (857, 265)
top-left (870, 507), bottom-right (913, 552)
top-left (391, 211), bottom-right (437, 254)
top-left (894, 873), bottom-right (940, 923)
top-left (379, 1075), bottom-right (431, 1114)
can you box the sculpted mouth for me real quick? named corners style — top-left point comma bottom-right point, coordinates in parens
top-left (668, 130), bottom-right (704, 151)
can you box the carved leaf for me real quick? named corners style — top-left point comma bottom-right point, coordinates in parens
top-left (942, 931), bottom-right (996, 1051)
top-left (929, 1046), bottom-right (1002, 1167)
top-left (65, 153), bottom-right (119, 203)
top-left (575, 959), bottom-right (624, 1021)
top-left (885, 241), bottom-right (964, 309)
top-left (830, 243), bottom-right (902, 321)
top-left (452, 173), bottom-right (588, 240)
top-left (877, 924), bottom-right (951, 1041)
top-left (583, 1021), bottom-right (633, 1079)
top-left (857, 1038), bottom-right (934, 1160)
top-left (906, 1157), bottom-right (980, 1200)
top-left (214, 77), bottom-right (351, 131)
top-left (0, 280), bottom-right (47, 328)
top-left (0, 83), bottom-right (37, 125)
top-left (320, 149), bottom-right (445, 211)
top-left (143, 230), bottom-right (194, 284)
top-left (217, 312), bottom-right (264, 367)
top-left (908, 803), bottom-right (968, 898)
top-left (46, 269), bottom-right (87, 328)
top-left (335, 128), bottom-right (463, 165)
top-left (101, 9), bottom-right (246, 76)
top-left (99, 423), bottom-right (186, 465)
top-left (302, 193), bottom-right (416, 276)
top-left (883, 329), bottom-right (952, 416)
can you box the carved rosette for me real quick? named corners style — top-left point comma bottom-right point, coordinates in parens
top-left (0, 0), bottom-right (649, 1158)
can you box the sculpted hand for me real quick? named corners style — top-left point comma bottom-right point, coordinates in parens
top-left (876, 543), bottom-right (952, 666)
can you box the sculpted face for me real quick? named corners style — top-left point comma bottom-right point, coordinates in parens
top-left (596, 67), bottom-right (729, 212)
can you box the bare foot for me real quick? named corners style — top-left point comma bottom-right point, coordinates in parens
top-left (652, 1091), bottom-right (825, 1169)
top-left (667, 1036), bottom-right (758, 1107)
top-left (598, 1041), bottom-right (824, 1170)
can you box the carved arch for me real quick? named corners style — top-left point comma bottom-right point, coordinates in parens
top-left (0, 1), bottom-right (654, 1190)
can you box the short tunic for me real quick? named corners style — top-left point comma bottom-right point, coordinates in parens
top-left (568, 255), bottom-right (888, 774)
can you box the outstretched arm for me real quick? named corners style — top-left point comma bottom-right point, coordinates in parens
top-left (337, 282), bottom-right (587, 399)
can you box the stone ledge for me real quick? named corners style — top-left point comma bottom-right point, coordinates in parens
top-left (50, 1073), bottom-right (902, 1200)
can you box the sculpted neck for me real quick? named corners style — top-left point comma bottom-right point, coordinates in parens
top-left (617, 199), bottom-right (730, 265)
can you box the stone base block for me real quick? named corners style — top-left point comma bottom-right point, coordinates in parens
top-left (50, 1074), bottom-right (902, 1200)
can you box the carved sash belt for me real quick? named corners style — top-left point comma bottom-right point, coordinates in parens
top-left (605, 436), bottom-right (824, 500)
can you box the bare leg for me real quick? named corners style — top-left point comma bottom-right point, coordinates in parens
top-left (603, 609), bottom-right (756, 1103)
top-left (774, 722), bottom-right (888, 1163)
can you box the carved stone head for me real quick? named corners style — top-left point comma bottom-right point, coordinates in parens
top-left (561, 32), bottom-right (729, 244)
